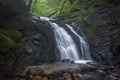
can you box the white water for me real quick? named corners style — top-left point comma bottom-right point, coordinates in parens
top-left (65, 24), bottom-right (91, 60)
top-left (50, 23), bottom-right (80, 60)
top-left (39, 17), bottom-right (92, 62)
top-left (74, 60), bottom-right (92, 64)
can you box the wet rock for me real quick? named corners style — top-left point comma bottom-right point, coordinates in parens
top-left (33, 76), bottom-right (42, 80)
top-left (80, 65), bottom-right (96, 74)
top-left (6, 63), bottom-right (120, 80)
top-left (110, 71), bottom-right (120, 77)
top-left (80, 74), bottom-right (92, 80)
top-left (26, 46), bottom-right (32, 54)
top-left (89, 72), bottom-right (103, 80)
top-left (63, 73), bottom-right (72, 79)
top-left (43, 77), bottom-right (49, 80)
top-left (105, 75), bottom-right (120, 80)
top-left (33, 40), bottom-right (41, 46)
top-left (28, 67), bottom-right (43, 75)
top-left (57, 77), bottom-right (65, 80)
top-left (62, 59), bottom-right (74, 63)
top-left (73, 73), bottom-right (80, 80)
top-left (87, 64), bottom-right (97, 70)
top-left (96, 70), bottom-right (106, 76)
top-left (33, 34), bottom-right (42, 41)
top-left (98, 65), bottom-right (108, 71)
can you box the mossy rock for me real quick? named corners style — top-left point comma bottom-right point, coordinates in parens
top-left (0, 29), bottom-right (10, 37)
top-left (3, 21), bottom-right (21, 30)
top-left (0, 29), bottom-right (22, 40)
top-left (0, 33), bottom-right (16, 52)
top-left (8, 30), bottom-right (22, 40)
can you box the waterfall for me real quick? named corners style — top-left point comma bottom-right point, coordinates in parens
top-left (65, 24), bottom-right (91, 60)
top-left (50, 23), bottom-right (80, 60)
top-left (38, 17), bottom-right (92, 62)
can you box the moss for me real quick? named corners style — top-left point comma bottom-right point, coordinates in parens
top-left (0, 33), bottom-right (16, 47)
top-left (70, 0), bottom-right (83, 12)
top-left (85, 27), bottom-right (93, 34)
top-left (0, 29), bottom-right (22, 40)
top-left (0, 29), bottom-right (10, 37)
top-left (76, 14), bottom-right (93, 34)
top-left (0, 33), bottom-right (16, 52)
top-left (4, 21), bottom-right (21, 30)
top-left (81, 22), bottom-right (93, 34)
top-left (8, 30), bottom-right (22, 40)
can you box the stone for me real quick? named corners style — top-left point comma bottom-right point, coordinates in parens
top-left (62, 59), bottom-right (74, 63)
top-left (87, 65), bottom-right (96, 70)
top-left (66, 78), bottom-right (72, 80)
top-left (57, 77), bottom-right (65, 80)
top-left (105, 75), bottom-right (120, 80)
top-left (28, 67), bottom-right (43, 75)
top-left (63, 73), bottom-right (72, 79)
top-left (43, 77), bottom-right (49, 80)
top-left (26, 46), bottom-right (32, 54)
top-left (99, 65), bottom-right (108, 71)
top-left (110, 71), bottom-right (120, 77)
top-left (89, 72), bottom-right (103, 80)
top-left (32, 76), bottom-right (42, 80)
top-left (80, 65), bottom-right (96, 74)
top-left (80, 74), bottom-right (92, 80)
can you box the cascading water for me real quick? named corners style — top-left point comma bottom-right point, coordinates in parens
top-left (65, 24), bottom-right (91, 60)
top-left (39, 16), bottom-right (92, 63)
top-left (50, 23), bottom-right (80, 60)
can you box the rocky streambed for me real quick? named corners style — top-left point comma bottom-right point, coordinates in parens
top-left (6, 62), bottom-right (120, 80)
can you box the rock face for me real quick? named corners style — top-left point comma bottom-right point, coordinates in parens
top-left (19, 17), bottom-right (56, 66)
top-left (83, 7), bottom-right (120, 63)
top-left (55, 6), bottom-right (120, 64)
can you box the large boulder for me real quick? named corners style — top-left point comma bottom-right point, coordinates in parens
top-left (18, 17), bottom-right (57, 66)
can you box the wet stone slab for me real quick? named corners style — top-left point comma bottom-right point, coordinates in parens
top-left (6, 62), bottom-right (120, 80)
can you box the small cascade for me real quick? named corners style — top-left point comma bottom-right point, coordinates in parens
top-left (50, 23), bottom-right (80, 60)
top-left (39, 17), bottom-right (92, 62)
top-left (65, 24), bottom-right (91, 60)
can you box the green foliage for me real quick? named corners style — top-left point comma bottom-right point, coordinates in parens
top-left (31, 0), bottom-right (56, 16)
top-left (0, 33), bottom-right (16, 52)
top-left (30, 0), bottom-right (120, 16)
top-left (31, 0), bottom-right (71, 16)
top-left (9, 31), bottom-right (22, 40)
top-left (31, 0), bottom-right (51, 16)
top-left (0, 29), bottom-right (22, 39)
top-left (85, 27), bottom-right (93, 34)
top-left (0, 21), bottom-right (22, 40)
top-left (0, 33), bottom-right (16, 47)
top-left (70, 0), bottom-right (82, 12)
